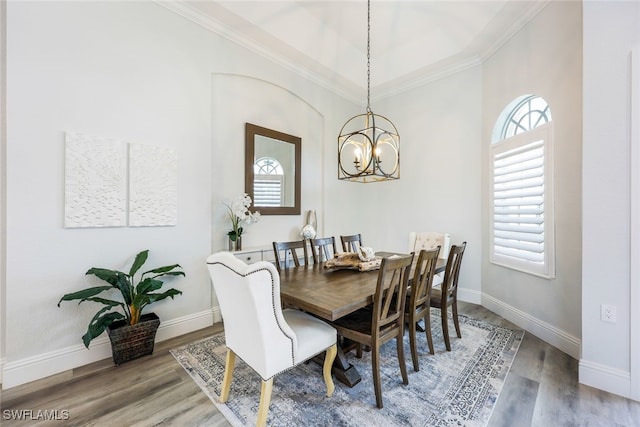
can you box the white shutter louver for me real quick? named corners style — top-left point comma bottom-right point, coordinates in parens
top-left (254, 175), bottom-right (283, 207)
top-left (493, 139), bottom-right (545, 264)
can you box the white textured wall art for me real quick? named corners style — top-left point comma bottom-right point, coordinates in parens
top-left (64, 132), bottom-right (127, 228)
top-left (128, 143), bottom-right (178, 226)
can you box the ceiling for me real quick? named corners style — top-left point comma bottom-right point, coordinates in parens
top-left (161, 0), bottom-right (550, 102)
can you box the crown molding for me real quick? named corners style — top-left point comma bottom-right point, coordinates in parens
top-left (372, 55), bottom-right (483, 101)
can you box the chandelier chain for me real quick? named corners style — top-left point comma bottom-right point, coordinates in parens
top-left (366, 0), bottom-right (371, 112)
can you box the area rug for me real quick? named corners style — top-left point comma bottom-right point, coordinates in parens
top-left (170, 309), bottom-right (523, 427)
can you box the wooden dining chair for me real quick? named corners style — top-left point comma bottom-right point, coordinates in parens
top-left (272, 240), bottom-right (309, 272)
top-left (404, 246), bottom-right (440, 371)
top-left (207, 252), bottom-right (337, 427)
top-left (310, 236), bottom-right (338, 264)
top-left (430, 242), bottom-right (466, 351)
top-left (340, 234), bottom-right (363, 253)
top-left (331, 254), bottom-right (414, 409)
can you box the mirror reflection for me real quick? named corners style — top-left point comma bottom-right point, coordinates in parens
top-left (245, 123), bottom-right (301, 215)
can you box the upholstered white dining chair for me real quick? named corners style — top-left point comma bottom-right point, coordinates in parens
top-left (408, 232), bottom-right (451, 259)
top-left (408, 232), bottom-right (451, 285)
top-left (206, 252), bottom-right (338, 427)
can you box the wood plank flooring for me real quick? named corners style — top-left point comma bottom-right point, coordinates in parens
top-left (2, 302), bottom-right (639, 426)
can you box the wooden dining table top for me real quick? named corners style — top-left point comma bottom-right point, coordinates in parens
top-left (279, 252), bottom-right (446, 322)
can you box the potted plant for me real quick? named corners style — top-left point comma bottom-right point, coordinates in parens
top-left (58, 249), bottom-right (185, 365)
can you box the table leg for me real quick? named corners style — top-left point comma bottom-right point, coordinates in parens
top-left (331, 344), bottom-right (361, 387)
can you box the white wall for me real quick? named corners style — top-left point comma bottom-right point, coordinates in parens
top-left (633, 42), bottom-right (640, 403)
top-left (480, 1), bottom-right (583, 358)
top-left (581, 0), bottom-right (640, 400)
top-left (0, 0), bottom-right (6, 384)
top-left (1, 1), bottom-right (354, 388)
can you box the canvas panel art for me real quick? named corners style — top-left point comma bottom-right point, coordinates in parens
top-left (129, 143), bottom-right (178, 227)
top-left (64, 132), bottom-right (127, 228)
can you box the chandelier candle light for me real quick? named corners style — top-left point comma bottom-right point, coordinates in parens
top-left (338, 0), bottom-right (400, 182)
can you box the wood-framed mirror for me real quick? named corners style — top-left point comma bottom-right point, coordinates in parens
top-left (245, 123), bottom-right (301, 215)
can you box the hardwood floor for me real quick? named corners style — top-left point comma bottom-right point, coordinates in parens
top-left (2, 302), bottom-right (639, 426)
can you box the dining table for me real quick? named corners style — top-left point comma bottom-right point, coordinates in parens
top-left (279, 251), bottom-right (446, 387)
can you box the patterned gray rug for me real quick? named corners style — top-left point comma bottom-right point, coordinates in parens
top-left (171, 309), bottom-right (523, 427)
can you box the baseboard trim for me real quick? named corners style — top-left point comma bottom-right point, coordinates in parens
top-left (579, 359), bottom-right (632, 399)
top-left (458, 287), bottom-right (482, 305)
top-left (212, 306), bottom-right (222, 323)
top-left (1, 309), bottom-right (215, 390)
top-left (481, 292), bottom-right (581, 359)
top-left (0, 357), bottom-right (5, 385)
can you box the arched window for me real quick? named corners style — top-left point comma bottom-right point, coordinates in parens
top-left (499, 95), bottom-right (552, 139)
top-left (254, 157), bottom-right (284, 175)
top-left (253, 157), bottom-right (284, 207)
top-left (490, 95), bottom-right (555, 278)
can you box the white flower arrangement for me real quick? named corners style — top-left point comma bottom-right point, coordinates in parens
top-left (224, 193), bottom-right (260, 241)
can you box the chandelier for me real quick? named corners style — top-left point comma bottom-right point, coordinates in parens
top-left (338, 0), bottom-right (400, 183)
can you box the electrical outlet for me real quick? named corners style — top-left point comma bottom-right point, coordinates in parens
top-left (601, 304), bottom-right (617, 323)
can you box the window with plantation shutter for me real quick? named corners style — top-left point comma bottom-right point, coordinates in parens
top-left (491, 95), bottom-right (555, 278)
top-left (253, 157), bottom-right (284, 207)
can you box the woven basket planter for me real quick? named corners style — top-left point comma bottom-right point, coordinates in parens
top-left (107, 313), bottom-right (160, 366)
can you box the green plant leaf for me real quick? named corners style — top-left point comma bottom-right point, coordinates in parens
top-left (57, 286), bottom-right (113, 306)
top-left (146, 289), bottom-right (182, 304)
top-left (157, 271), bottom-right (186, 278)
top-left (129, 250), bottom-right (149, 277)
top-left (85, 297), bottom-right (125, 308)
top-left (132, 293), bottom-right (151, 310)
top-left (136, 278), bottom-right (163, 295)
top-left (81, 308), bottom-right (125, 348)
top-left (86, 268), bottom-right (126, 287)
top-left (114, 272), bottom-right (133, 305)
top-left (144, 264), bottom-right (184, 275)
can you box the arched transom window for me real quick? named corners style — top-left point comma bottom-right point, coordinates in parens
top-left (501, 95), bottom-right (552, 139)
top-left (254, 157), bottom-right (284, 175)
